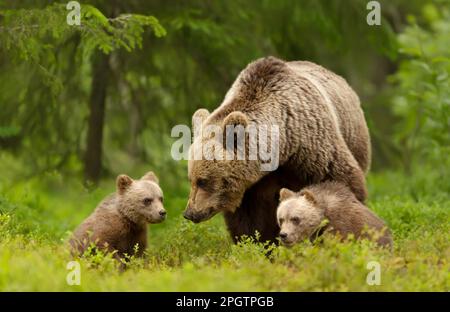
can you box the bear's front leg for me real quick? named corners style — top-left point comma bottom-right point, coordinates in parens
top-left (224, 168), bottom-right (305, 243)
top-left (224, 172), bottom-right (283, 243)
top-left (328, 147), bottom-right (368, 203)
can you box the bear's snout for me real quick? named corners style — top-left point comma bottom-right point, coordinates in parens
top-left (183, 209), bottom-right (202, 223)
top-left (159, 209), bottom-right (167, 219)
top-left (279, 231), bottom-right (295, 246)
top-left (183, 210), bottom-right (192, 220)
top-left (183, 205), bottom-right (216, 223)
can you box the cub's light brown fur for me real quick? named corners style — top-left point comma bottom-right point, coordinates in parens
top-left (70, 172), bottom-right (166, 258)
top-left (185, 56), bottom-right (371, 242)
top-left (277, 182), bottom-right (392, 248)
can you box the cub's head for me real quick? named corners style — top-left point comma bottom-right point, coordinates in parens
top-left (276, 188), bottom-right (324, 246)
top-left (184, 109), bottom-right (259, 223)
top-left (116, 171), bottom-right (166, 225)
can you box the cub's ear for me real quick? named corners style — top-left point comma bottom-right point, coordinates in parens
top-left (299, 190), bottom-right (317, 205)
top-left (192, 108), bottom-right (209, 135)
top-left (141, 171), bottom-right (159, 184)
top-left (222, 111), bottom-right (248, 130)
top-left (279, 188), bottom-right (296, 202)
top-left (117, 174), bottom-right (133, 195)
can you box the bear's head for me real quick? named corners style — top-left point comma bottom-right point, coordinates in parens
top-left (276, 188), bottom-right (324, 246)
top-left (116, 171), bottom-right (166, 225)
top-left (184, 108), bottom-right (260, 223)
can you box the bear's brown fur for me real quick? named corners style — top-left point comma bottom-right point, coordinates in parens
top-left (223, 165), bottom-right (304, 243)
top-left (70, 172), bottom-right (166, 258)
top-left (277, 181), bottom-right (392, 248)
top-left (184, 56), bottom-right (371, 243)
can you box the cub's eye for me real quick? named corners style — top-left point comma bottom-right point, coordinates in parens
top-left (279, 218), bottom-right (284, 225)
top-left (196, 178), bottom-right (208, 188)
top-left (291, 217), bottom-right (300, 225)
top-left (143, 198), bottom-right (153, 206)
top-left (159, 196), bottom-right (164, 203)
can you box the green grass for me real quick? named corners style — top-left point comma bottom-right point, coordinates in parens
top-left (0, 161), bottom-right (448, 291)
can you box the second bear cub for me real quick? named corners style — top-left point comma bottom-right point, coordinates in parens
top-left (70, 171), bottom-right (166, 258)
top-left (277, 181), bottom-right (392, 248)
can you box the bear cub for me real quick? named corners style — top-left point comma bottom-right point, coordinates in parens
top-left (277, 181), bottom-right (392, 248)
top-left (70, 171), bottom-right (166, 258)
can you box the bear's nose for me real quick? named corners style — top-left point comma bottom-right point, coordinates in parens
top-left (279, 232), bottom-right (288, 239)
top-left (159, 210), bottom-right (167, 217)
top-left (183, 210), bottom-right (192, 220)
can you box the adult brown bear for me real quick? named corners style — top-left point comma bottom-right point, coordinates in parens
top-left (184, 56), bottom-right (371, 243)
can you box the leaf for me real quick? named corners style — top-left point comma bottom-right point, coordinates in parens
top-left (436, 72), bottom-right (448, 82)
top-left (83, 5), bottom-right (109, 27)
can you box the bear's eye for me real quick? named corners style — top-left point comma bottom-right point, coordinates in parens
top-left (143, 197), bottom-right (153, 206)
top-left (159, 196), bottom-right (164, 203)
top-left (196, 178), bottom-right (208, 189)
top-left (291, 217), bottom-right (300, 225)
top-left (279, 218), bottom-right (284, 225)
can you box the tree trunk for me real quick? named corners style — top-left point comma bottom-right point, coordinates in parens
top-left (84, 52), bottom-right (110, 184)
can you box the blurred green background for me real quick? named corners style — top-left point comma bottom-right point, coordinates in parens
top-left (1, 0), bottom-right (448, 185)
top-left (0, 0), bottom-right (449, 291)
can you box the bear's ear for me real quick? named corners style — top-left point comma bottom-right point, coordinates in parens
top-left (116, 174), bottom-right (133, 195)
top-left (279, 188), bottom-right (296, 202)
top-left (222, 111), bottom-right (248, 130)
top-left (141, 171), bottom-right (159, 184)
top-left (192, 108), bottom-right (210, 133)
top-left (299, 190), bottom-right (317, 205)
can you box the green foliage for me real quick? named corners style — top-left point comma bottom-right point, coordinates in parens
top-left (389, 2), bottom-right (450, 169)
top-left (0, 2), bottom-right (165, 176)
top-left (81, 7), bottom-right (166, 54)
top-left (0, 3), bottom-right (166, 59)
top-left (0, 164), bottom-right (448, 291)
